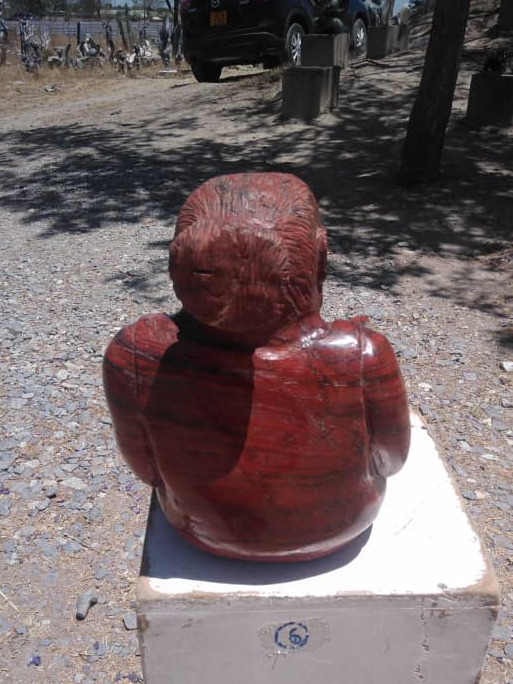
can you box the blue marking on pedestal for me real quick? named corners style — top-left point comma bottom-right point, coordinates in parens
top-left (274, 622), bottom-right (309, 650)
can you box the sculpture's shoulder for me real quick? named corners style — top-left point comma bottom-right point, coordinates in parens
top-left (104, 313), bottom-right (179, 376)
top-left (309, 316), bottom-right (367, 377)
top-left (359, 323), bottom-right (400, 378)
top-left (255, 316), bottom-right (367, 379)
top-left (296, 316), bottom-right (397, 380)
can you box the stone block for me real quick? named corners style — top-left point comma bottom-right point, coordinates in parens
top-left (136, 413), bottom-right (499, 684)
top-left (397, 24), bottom-right (410, 52)
top-left (466, 72), bottom-right (513, 127)
top-left (498, 1), bottom-right (513, 31)
top-left (301, 33), bottom-right (349, 69)
top-left (282, 66), bottom-right (339, 120)
top-left (366, 25), bottom-right (400, 59)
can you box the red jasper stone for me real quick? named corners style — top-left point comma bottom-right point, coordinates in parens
top-left (103, 173), bottom-right (410, 562)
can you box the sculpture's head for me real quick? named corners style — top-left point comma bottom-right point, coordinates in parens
top-left (169, 173), bottom-right (327, 344)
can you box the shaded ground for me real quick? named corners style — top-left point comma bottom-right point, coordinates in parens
top-left (0, 2), bottom-right (512, 682)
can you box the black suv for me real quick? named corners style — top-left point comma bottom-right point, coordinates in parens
top-left (181, 0), bottom-right (380, 82)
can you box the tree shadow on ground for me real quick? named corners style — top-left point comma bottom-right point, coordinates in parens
top-left (0, 69), bottom-right (510, 337)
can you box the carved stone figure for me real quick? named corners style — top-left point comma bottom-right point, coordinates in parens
top-left (103, 173), bottom-right (410, 562)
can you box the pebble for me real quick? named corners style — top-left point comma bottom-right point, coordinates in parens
top-left (122, 611), bottom-right (138, 631)
top-left (63, 541), bottom-right (82, 554)
top-left (61, 476), bottom-right (87, 491)
top-left (504, 643), bottom-right (513, 658)
top-left (501, 361), bottom-right (513, 372)
top-left (34, 539), bottom-right (58, 558)
top-left (75, 589), bottom-right (98, 620)
top-left (495, 536), bottom-right (513, 552)
top-left (0, 454), bottom-right (16, 470)
top-left (480, 453), bottom-right (498, 461)
top-left (493, 625), bottom-right (512, 640)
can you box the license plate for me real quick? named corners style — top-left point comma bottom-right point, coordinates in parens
top-left (210, 10), bottom-right (227, 26)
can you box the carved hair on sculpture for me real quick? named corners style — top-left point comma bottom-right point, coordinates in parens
top-left (169, 173), bottom-right (327, 338)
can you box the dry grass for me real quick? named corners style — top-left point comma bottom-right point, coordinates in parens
top-left (0, 44), bottom-right (169, 111)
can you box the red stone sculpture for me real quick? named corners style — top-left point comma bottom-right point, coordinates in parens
top-left (103, 173), bottom-right (410, 562)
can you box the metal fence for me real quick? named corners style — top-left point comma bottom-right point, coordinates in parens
top-left (5, 18), bottom-right (165, 44)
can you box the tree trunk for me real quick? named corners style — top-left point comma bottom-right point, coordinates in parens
top-left (398, 0), bottom-right (471, 185)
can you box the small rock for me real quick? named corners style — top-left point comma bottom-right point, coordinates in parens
top-left (501, 397), bottom-right (513, 408)
top-left (34, 539), bottom-right (57, 558)
top-left (480, 453), bottom-right (498, 461)
top-left (495, 535), bottom-right (513, 551)
top-left (15, 625), bottom-right (27, 635)
top-left (0, 455), bottom-right (16, 471)
top-left (122, 611), bottom-right (138, 631)
top-left (63, 541), bottom-right (82, 554)
top-left (461, 490), bottom-right (477, 501)
top-left (500, 361), bottom-right (513, 372)
top-left (45, 487), bottom-right (57, 499)
top-left (504, 643), bottom-right (513, 658)
top-left (61, 477), bottom-right (87, 491)
top-left (493, 625), bottom-right (512, 640)
top-left (28, 654), bottom-right (41, 666)
top-left (75, 589), bottom-right (98, 620)
top-left (35, 500), bottom-right (50, 511)
top-left (488, 648), bottom-right (505, 660)
top-left (94, 568), bottom-right (109, 581)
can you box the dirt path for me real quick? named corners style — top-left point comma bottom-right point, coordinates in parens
top-left (0, 12), bottom-right (512, 684)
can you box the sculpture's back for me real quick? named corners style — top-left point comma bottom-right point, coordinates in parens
top-left (103, 173), bottom-right (410, 561)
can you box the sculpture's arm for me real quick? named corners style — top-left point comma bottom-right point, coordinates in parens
top-left (103, 324), bottom-right (162, 487)
top-left (361, 327), bottom-right (410, 478)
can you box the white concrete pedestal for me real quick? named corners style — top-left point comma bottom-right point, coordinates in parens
top-left (137, 413), bottom-right (499, 684)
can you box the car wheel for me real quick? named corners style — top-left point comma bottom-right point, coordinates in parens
top-left (285, 23), bottom-right (305, 66)
top-left (352, 18), bottom-right (367, 58)
top-left (191, 60), bottom-right (222, 83)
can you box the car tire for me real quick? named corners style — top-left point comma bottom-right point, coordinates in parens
top-left (352, 18), bottom-right (367, 58)
top-left (285, 23), bottom-right (305, 66)
top-left (191, 60), bottom-right (222, 83)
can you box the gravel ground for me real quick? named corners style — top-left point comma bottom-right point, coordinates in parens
top-left (0, 6), bottom-right (512, 682)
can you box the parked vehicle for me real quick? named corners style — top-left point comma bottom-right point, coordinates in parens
top-left (181, 0), bottom-right (380, 82)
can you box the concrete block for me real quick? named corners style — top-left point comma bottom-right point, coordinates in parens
top-left (301, 33), bottom-right (349, 69)
top-left (137, 413), bottom-right (499, 684)
top-left (466, 72), bottom-right (513, 127)
top-left (397, 24), bottom-right (410, 52)
top-left (498, 1), bottom-right (513, 31)
top-left (282, 66), bottom-right (339, 120)
top-left (366, 25), bottom-right (400, 59)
